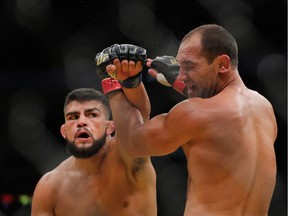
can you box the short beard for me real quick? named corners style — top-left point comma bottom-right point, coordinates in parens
top-left (65, 133), bottom-right (106, 159)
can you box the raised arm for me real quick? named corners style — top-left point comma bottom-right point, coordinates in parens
top-left (95, 44), bottom-right (150, 121)
top-left (108, 83), bottom-right (192, 157)
top-left (101, 45), bottom-right (191, 157)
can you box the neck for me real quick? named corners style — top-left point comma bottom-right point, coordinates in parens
top-left (215, 69), bottom-right (243, 94)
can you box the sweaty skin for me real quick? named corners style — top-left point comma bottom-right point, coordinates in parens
top-left (108, 30), bottom-right (277, 215)
top-left (32, 89), bottom-right (156, 216)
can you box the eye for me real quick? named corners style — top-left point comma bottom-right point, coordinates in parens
top-left (88, 113), bottom-right (97, 118)
top-left (67, 115), bottom-right (78, 120)
top-left (183, 66), bottom-right (194, 72)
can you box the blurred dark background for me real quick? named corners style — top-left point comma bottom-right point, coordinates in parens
top-left (0, 0), bottom-right (286, 215)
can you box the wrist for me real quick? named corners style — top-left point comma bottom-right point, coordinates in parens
top-left (101, 77), bottom-right (122, 95)
top-left (119, 73), bottom-right (142, 88)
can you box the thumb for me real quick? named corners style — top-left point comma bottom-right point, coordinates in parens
top-left (149, 69), bottom-right (171, 87)
top-left (106, 64), bottom-right (117, 79)
top-left (148, 69), bottom-right (158, 78)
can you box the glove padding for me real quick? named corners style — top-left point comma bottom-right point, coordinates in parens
top-left (109, 44), bottom-right (147, 63)
top-left (95, 46), bottom-right (122, 95)
top-left (95, 47), bottom-right (110, 79)
top-left (95, 44), bottom-right (147, 90)
top-left (150, 56), bottom-right (179, 85)
top-left (150, 56), bottom-right (187, 96)
top-left (109, 44), bottom-right (147, 88)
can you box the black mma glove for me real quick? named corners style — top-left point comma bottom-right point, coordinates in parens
top-left (95, 47), bottom-right (122, 95)
top-left (109, 43), bottom-right (147, 63)
top-left (150, 56), bottom-right (187, 96)
top-left (108, 44), bottom-right (147, 88)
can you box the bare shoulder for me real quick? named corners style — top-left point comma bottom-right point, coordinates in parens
top-left (168, 98), bottom-right (215, 125)
top-left (249, 89), bottom-right (274, 110)
top-left (34, 157), bottom-right (73, 195)
top-left (31, 158), bottom-right (75, 215)
top-left (162, 98), bottom-right (216, 143)
top-left (248, 89), bottom-right (277, 132)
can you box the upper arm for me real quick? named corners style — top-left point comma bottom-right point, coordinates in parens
top-left (31, 173), bottom-right (56, 216)
top-left (127, 100), bottom-right (197, 157)
top-left (109, 86), bottom-right (196, 158)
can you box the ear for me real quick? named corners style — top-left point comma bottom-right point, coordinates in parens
top-left (106, 120), bottom-right (115, 136)
top-left (216, 54), bottom-right (230, 73)
top-left (60, 124), bottom-right (66, 139)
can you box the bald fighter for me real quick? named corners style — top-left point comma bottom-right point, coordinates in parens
top-left (104, 24), bottom-right (277, 216)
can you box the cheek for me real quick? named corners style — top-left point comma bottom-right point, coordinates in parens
top-left (202, 67), bottom-right (214, 80)
top-left (63, 124), bottom-right (76, 139)
top-left (92, 121), bottom-right (108, 134)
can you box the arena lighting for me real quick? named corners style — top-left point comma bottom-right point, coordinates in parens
top-left (0, 194), bottom-right (15, 209)
top-left (19, 194), bottom-right (32, 206)
top-left (0, 193), bottom-right (32, 215)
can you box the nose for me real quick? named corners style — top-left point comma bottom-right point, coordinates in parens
top-left (177, 68), bottom-right (187, 81)
top-left (77, 115), bottom-right (87, 127)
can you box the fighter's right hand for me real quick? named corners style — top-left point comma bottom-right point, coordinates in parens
top-left (148, 56), bottom-right (187, 96)
top-left (107, 44), bottom-right (147, 88)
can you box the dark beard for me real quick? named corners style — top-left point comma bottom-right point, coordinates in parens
top-left (65, 133), bottom-right (106, 159)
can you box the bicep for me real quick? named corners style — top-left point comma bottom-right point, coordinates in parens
top-left (131, 106), bottom-right (193, 156)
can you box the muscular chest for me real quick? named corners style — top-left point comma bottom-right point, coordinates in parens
top-left (54, 167), bottom-right (146, 216)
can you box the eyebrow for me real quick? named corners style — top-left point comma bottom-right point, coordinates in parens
top-left (178, 60), bottom-right (197, 68)
top-left (181, 59), bottom-right (196, 65)
top-left (65, 107), bottom-right (101, 118)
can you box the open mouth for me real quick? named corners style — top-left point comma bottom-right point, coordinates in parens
top-left (77, 132), bottom-right (90, 138)
top-left (75, 130), bottom-right (92, 142)
top-left (187, 83), bottom-right (196, 91)
top-left (186, 83), bottom-right (198, 96)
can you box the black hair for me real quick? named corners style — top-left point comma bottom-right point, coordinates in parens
top-left (64, 88), bottom-right (111, 119)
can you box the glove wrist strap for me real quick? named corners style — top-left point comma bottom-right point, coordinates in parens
top-left (173, 80), bottom-right (187, 96)
top-left (102, 78), bottom-right (122, 95)
top-left (119, 73), bottom-right (142, 88)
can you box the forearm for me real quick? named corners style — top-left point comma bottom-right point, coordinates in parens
top-left (108, 82), bottom-right (150, 138)
top-left (122, 83), bottom-right (151, 122)
top-left (108, 90), bottom-right (145, 152)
